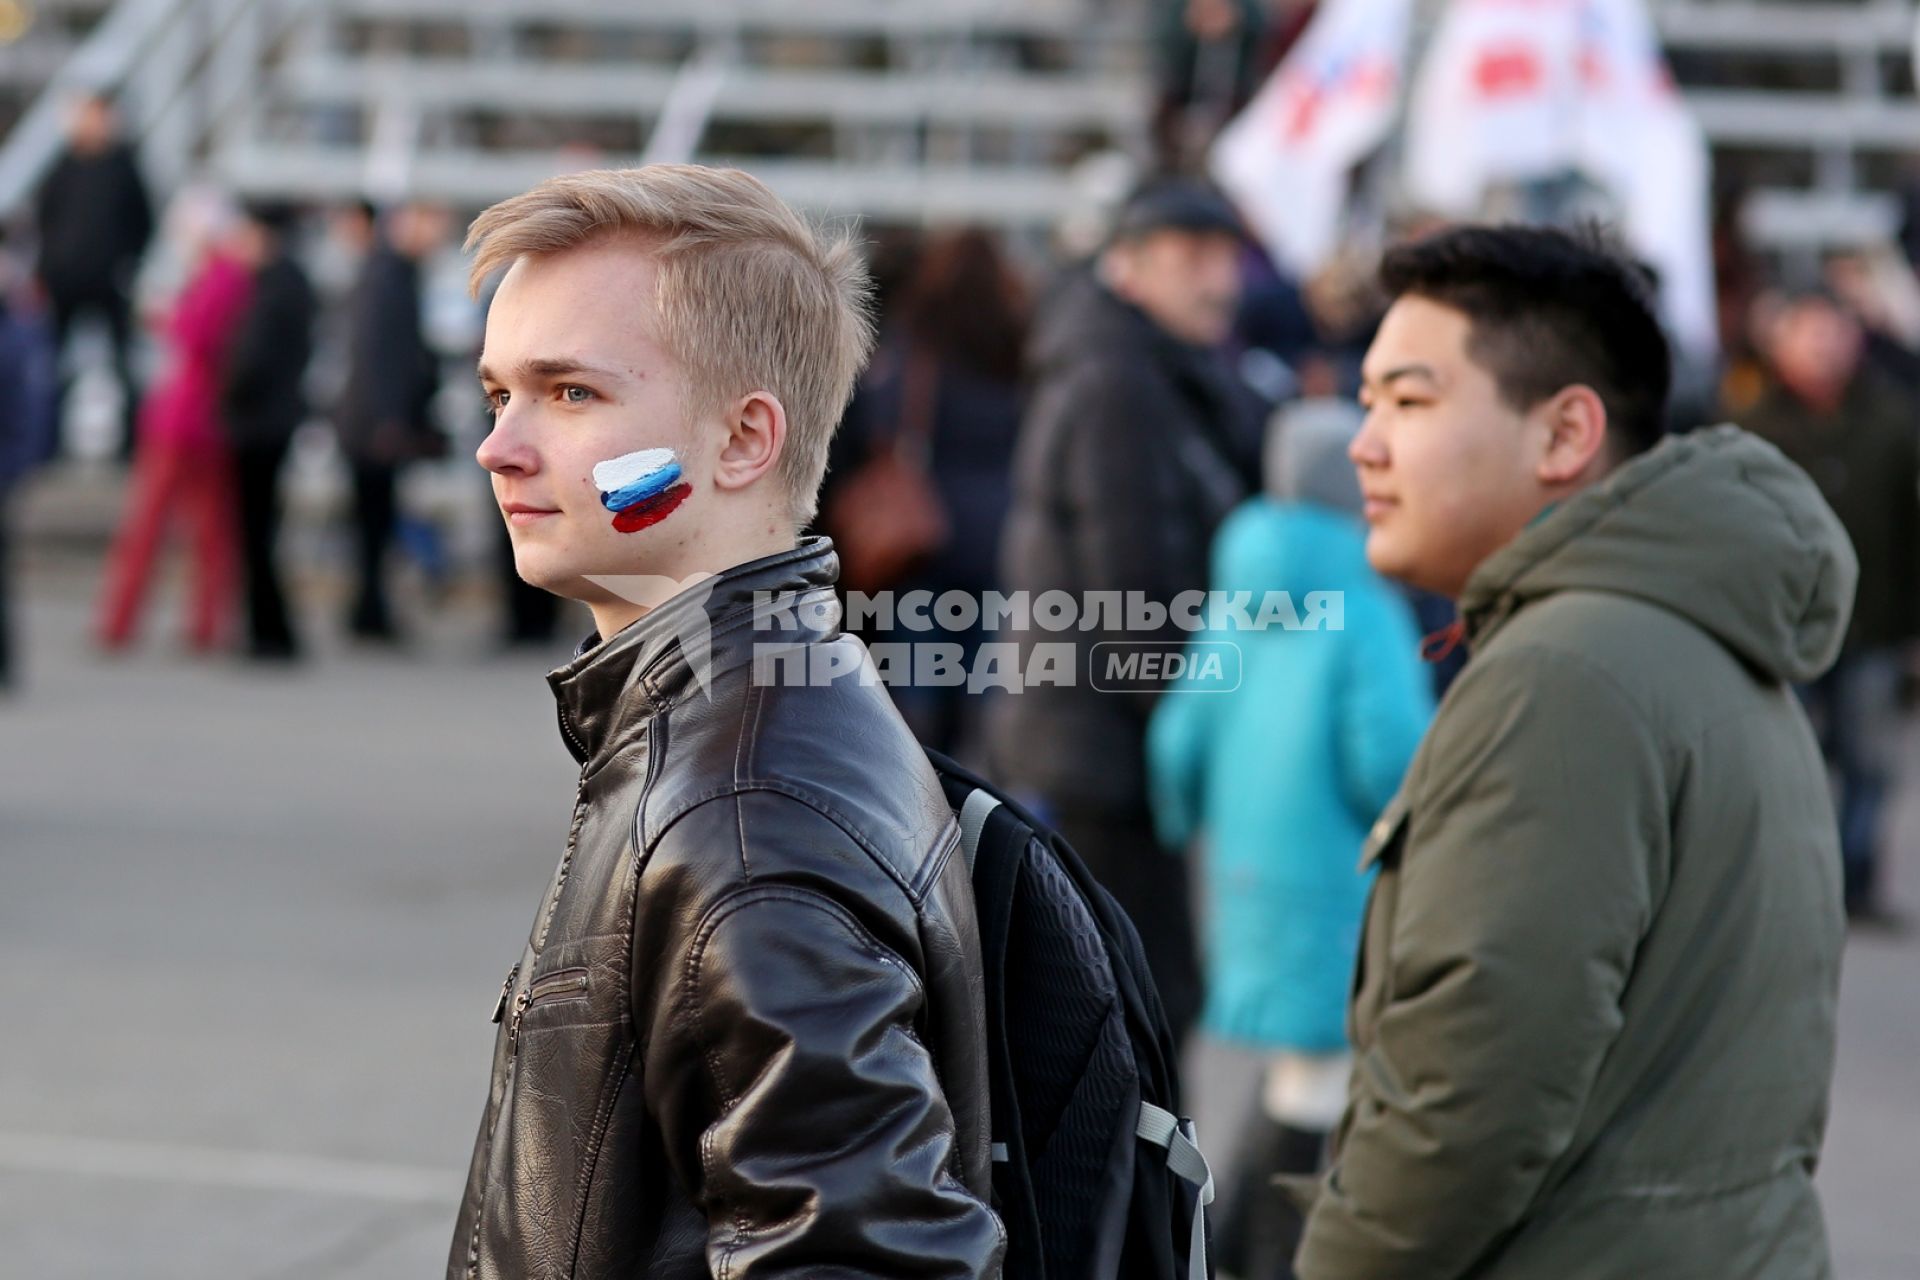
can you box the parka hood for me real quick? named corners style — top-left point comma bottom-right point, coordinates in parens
top-left (1459, 425), bottom-right (1858, 683)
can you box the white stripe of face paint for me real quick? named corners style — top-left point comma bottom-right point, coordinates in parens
top-left (592, 447), bottom-right (679, 493)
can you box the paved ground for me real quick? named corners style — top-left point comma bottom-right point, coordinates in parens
top-left (2, 534), bottom-right (1915, 1278)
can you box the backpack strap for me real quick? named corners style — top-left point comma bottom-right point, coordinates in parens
top-left (958, 788), bottom-right (1002, 872)
top-left (1137, 1101), bottom-right (1215, 1280)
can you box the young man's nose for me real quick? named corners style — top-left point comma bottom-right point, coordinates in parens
top-left (476, 419), bottom-right (537, 476)
top-left (1350, 416), bottom-right (1387, 467)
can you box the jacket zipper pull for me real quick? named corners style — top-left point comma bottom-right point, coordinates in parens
top-left (507, 985), bottom-right (532, 1047)
top-left (491, 963), bottom-right (519, 1024)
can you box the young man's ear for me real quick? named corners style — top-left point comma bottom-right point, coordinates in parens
top-left (712, 391), bottom-right (786, 493)
top-left (1535, 384), bottom-right (1612, 486)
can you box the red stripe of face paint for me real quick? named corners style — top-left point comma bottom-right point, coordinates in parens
top-left (610, 482), bottom-right (692, 533)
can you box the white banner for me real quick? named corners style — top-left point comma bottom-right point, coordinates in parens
top-left (1404, 0), bottom-right (1718, 358)
top-left (1210, 0), bottom-right (1413, 276)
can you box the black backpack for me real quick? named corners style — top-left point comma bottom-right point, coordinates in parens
top-left (926, 750), bottom-right (1214, 1280)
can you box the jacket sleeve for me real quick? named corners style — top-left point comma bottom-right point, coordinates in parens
top-left (641, 797), bottom-right (1003, 1279)
top-left (171, 263), bottom-right (250, 367)
top-left (1145, 658), bottom-right (1215, 852)
top-left (1334, 589), bottom-right (1434, 823)
top-left (353, 256), bottom-right (428, 427)
top-left (1059, 365), bottom-right (1193, 605)
top-left (225, 265), bottom-right (288, 402)
top-left (31, 162), bottom-right (62, 257)
top-left (1298, 645), bottom-right (1668, 1280)
top-left (1055, 365), bottom-right (1207, 715)
top-left (120, 148), bottom-right (155, 261)
top-left (1889, 411), bottom-right (1920, 643)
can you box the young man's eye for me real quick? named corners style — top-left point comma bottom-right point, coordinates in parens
top-left (485, 389), bottom-right (509, 415)
top-left (561, 385), bottom-right (596, 405)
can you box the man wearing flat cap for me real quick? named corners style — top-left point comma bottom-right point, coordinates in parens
top-left (990, 178), bottom-right (1259, 1046)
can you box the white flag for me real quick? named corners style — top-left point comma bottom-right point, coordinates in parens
top-left (1210, 0), bottom-right (1413, 277)
top-left (1404, 0), bottom-right (1717, 358)
top-left (1574, 0), bottom-right (1718, 359)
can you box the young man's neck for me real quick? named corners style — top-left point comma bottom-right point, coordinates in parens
top-left (586, 523), bottom-right (799, 642)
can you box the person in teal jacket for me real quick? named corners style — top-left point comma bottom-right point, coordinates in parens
top-left (1148, 399), bottom-right (1432, 1279)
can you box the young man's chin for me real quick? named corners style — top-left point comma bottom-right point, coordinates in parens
top-left (1366, 536), bottom-right (1454, 599)
top-left (507, 553), bottom-right (589, 603)
top-left (1363, 532), bottom-right (1412, 584)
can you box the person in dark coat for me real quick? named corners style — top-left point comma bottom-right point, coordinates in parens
top-left (1745, 288), bottom-right (1920, 921)
top-left (332, 200), bottom-right (450, 641)
top-left (987, 180), bottom-right (1256, 1048)
top-left (32, 93), bottom-right (153, 462)
top-left (223, 201), bottom-right (318, 661)
top-left (0, 247), bottom-right (59, 691)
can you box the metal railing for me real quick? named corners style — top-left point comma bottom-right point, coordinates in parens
top-left (0, 0), bottom-right (306, 218)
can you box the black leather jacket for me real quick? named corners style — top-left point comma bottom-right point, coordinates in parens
top-left (448, 539), bottom-right (1003, 1279)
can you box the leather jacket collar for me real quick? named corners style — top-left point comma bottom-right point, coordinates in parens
top-left (546, 537), bottom-right (844, 766)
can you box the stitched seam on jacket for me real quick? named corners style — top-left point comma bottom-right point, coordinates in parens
top-left (649, 785), bottom-right (924, 904)
top-left (907, 817), bottom-right (963, 902)
top-left (566, 1040), bottom-right (636, 1276)
top-left (731, 680), bottom-right (767, 878)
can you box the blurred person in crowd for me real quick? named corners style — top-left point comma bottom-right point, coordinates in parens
top-left (990, 178), bottom-right (1256, 1048)
top-left (95, 189), bottom-right (251, 653)
top-left (33, 92), bottom-right (154, 462)
top-left (222, 201), bottom-right (317, 663)
top-left (333, 200), bottom-right (451, 642)
top-left (1295, 225), bottom-right (1853, 1280)
top-left (455, 165), bottom-right (1000, 1277)
top-left (303, 199), bottom-right (378, 416)
top-left (1148, 399), bottom-right (1431, 1280)
top-left (1153, 0), bottom-right (1268, 169)
top-left (1745, 288), bottom-right (1919, 923)
top-left (0, 244), bottom-right (59, 691)
top-left (1823, 246), bottom-right (1920, 397)
top-left (826, 227), bottom-right (1027, 755)
top-left (330, 197), bottom-right (379, 255)
top-left (1709, 188), bottom-right (1772, 417)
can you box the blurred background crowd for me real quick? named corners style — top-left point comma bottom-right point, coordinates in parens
top-left (0, 1), bottom-right (1916, 1276)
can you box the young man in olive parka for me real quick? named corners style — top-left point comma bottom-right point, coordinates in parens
top-left (1295, 226), bottom-right (1855, 1280)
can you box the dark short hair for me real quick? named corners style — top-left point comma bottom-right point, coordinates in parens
top-left (243, 199), bottom-right (301, 236)
top-left (1378, 224), bottom-right (1671, 457)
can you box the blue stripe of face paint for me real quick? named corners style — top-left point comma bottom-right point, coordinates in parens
top-left (599, 461), bottom-right (683, 513)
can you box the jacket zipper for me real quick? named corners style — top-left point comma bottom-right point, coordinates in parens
top-left (469, 715), bottom-right (652, 1280)
top-left (468, 771), bottom-right (594, 1280)
top-left (490, 963), bottom-right (519, 1024)
top-left (526, 967), bottom-right (590, 1003)
top-left (558, 702), bottom-right (590, 763)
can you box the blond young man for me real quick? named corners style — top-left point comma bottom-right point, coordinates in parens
top-left (449, 165), bottom-right (1002, 1280)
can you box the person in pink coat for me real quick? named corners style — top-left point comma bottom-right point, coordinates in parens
top-left (97, 190), bottom-right (253, 651)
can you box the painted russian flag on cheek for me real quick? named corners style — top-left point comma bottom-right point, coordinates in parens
top-left (592, 448), bottom-right (693, 533)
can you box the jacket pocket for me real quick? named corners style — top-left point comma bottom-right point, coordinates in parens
top-left (523, 966), bottom-right (591, 1010)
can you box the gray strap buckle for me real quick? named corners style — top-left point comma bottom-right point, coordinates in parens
top-left (1138, 1101), bottom-right (1214, 1280)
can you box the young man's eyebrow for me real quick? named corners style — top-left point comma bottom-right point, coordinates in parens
top-left (476, 356), bottom-right (626, 384)
top-left (1363, 363), bottom-right (1438, 389)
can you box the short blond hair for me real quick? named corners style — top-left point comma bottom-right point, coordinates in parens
top-left (466, 165), bottom-right (874, 524)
